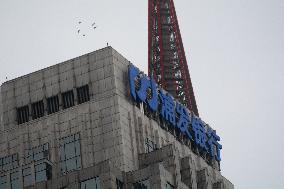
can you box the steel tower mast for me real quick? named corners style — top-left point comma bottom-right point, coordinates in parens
top-left (148, 0), bottom-right (199, 116)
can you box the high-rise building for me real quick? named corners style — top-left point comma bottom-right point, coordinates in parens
top-left (148, 0), bottom-right (199, 116)
top-left (0, 47), bottom-right (233, 189)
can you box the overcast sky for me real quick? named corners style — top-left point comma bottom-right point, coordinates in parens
top-left (0, 0), bottom-right (283, 188)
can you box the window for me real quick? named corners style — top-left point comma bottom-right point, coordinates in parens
top-left (145, 138), bottom-right (157, 153)
top-left (31, 100), bottom-right (44, 119)
top-left (23, 167), bottom-right (33, 187)
top-left (133, 180), bottom-right (150, 189)
top-left (80, 177), bottom-right (100, 189)
top-left (116, 179), bottom-right (124, 189)
top-left (10, 171), bottom-right (21, 189)
top-left (24, 143), bottom-right (49, 164)
top-left (17, 105), bottom-right (29, 124)
top-left (35, 162), bottom-right (52, 182)
top-left (62, 90), bottom-right (74, 109)
top-left (0, 154), bottom-right (18, 171)
top-left (47, 95), bottom-right (59, 114)
top-left (59, 133), bottom-right (81, 174)
top-left (23, 143), bottom-right (51, 185)
top-left (77, 85), bottom-right (90, 104)
top-left (164, 182), bottom-right (174, 189)
top-left (0, 175), bottom-right (8, 189)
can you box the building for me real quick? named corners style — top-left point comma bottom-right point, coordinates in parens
top-left (0, 47), bottom-right (234, 189)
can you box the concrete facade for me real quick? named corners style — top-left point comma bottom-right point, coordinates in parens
top-left (0, 47), bottom-right (234, 189)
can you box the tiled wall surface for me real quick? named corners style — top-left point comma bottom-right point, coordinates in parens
top-left (0, 47), bottom-right (233, 189)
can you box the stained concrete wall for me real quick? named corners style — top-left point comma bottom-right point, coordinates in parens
top-left (0, 47), bottom-right (233, 189)
top-left (109, 48), bottom-right (234, 188)
top-left (0, 86), bottom-right (3, 131)
top-left (0, 47), bottom-right (126, 177)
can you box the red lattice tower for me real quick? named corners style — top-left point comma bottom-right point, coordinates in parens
top-left (148, 0), bottom-right (199, 116)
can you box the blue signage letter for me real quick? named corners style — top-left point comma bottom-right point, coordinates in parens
top-left (128, 64), bottom-right (139, 101)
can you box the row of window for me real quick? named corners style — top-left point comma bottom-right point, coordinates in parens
top-left (0, 134), bottom-right (81, 175)
top-left (0, 176), bottom-right (123, 189)
top-left (0, 133), bottom-right (80, 189)
top-left (16, 85), bottom-right (90, 125)
top-left (1, 172), bottom-right (102, 189)
top-left (0, 133), bottom-right (138, 189)
top-left (0, 162), bottom-right (52, 189)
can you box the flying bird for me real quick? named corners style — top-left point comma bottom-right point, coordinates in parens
top-left (76, 19), bottom-right (98, 37)
top-left (91, 21), bottom-right (98, 30)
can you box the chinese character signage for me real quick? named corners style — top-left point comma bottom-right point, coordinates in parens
top-left (128, 64), bottom-right (222, 162)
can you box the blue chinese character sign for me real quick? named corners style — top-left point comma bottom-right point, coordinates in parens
top-left (128, 64), bottom-right (222, 162)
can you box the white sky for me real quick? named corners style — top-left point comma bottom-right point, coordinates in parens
top-left (0, 0), bottom-right (284, 188)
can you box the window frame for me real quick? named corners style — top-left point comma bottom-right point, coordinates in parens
top-left (10, 170), bottom-right (21, 189)
top-left (62, 90), bottom-right (75, 109)
top-left (47, 95), bottom-right (60, 114)
top-left (59, 133), bottom-right (81, 175)
top-left (17, 105), bottom-right (29, 124)
top-left (80, 177), bottom-right (100, 189)
top-left (31, 100), bottom-right (45, 120)
top-left (22, 166), bottom-right (34, 187)
top-left (77, 85), bottom-right (90, 104)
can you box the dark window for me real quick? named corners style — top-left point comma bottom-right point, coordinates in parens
top-left (80, 177), bottom-right (100, 189)
top-left (77, 85), bottom-right (90, 104)
top-left (116, 179), bottom-right (124, 189)
top-left (10, 171), bottom-right (20, 189)
top-left (23, 167), bottom-right (34, 187)
top-left (0, 154), bottom-right (18, 171)
top-left (17, 105), bottom-right (29, 124)
top-left (47, 95), bottom-right (60, 114)
top-left (35, 162), bottom-right (52, 182)
top-left (59, 133), bottom-right (81, 174)
top-left (31, 100), bottom-right (44, 119)
top-left (0, 175), bottom-right (8, 189)
top-left (145, 138), bottom-right (157, 153)
top-left (24, 143), bottom-right (49, 164)
top-left (164, 182), bottom-right (174, 189)
top-left (62, 90), bottom-right (74, 109)
top-left (133, 180), bottom-right (150, 189)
